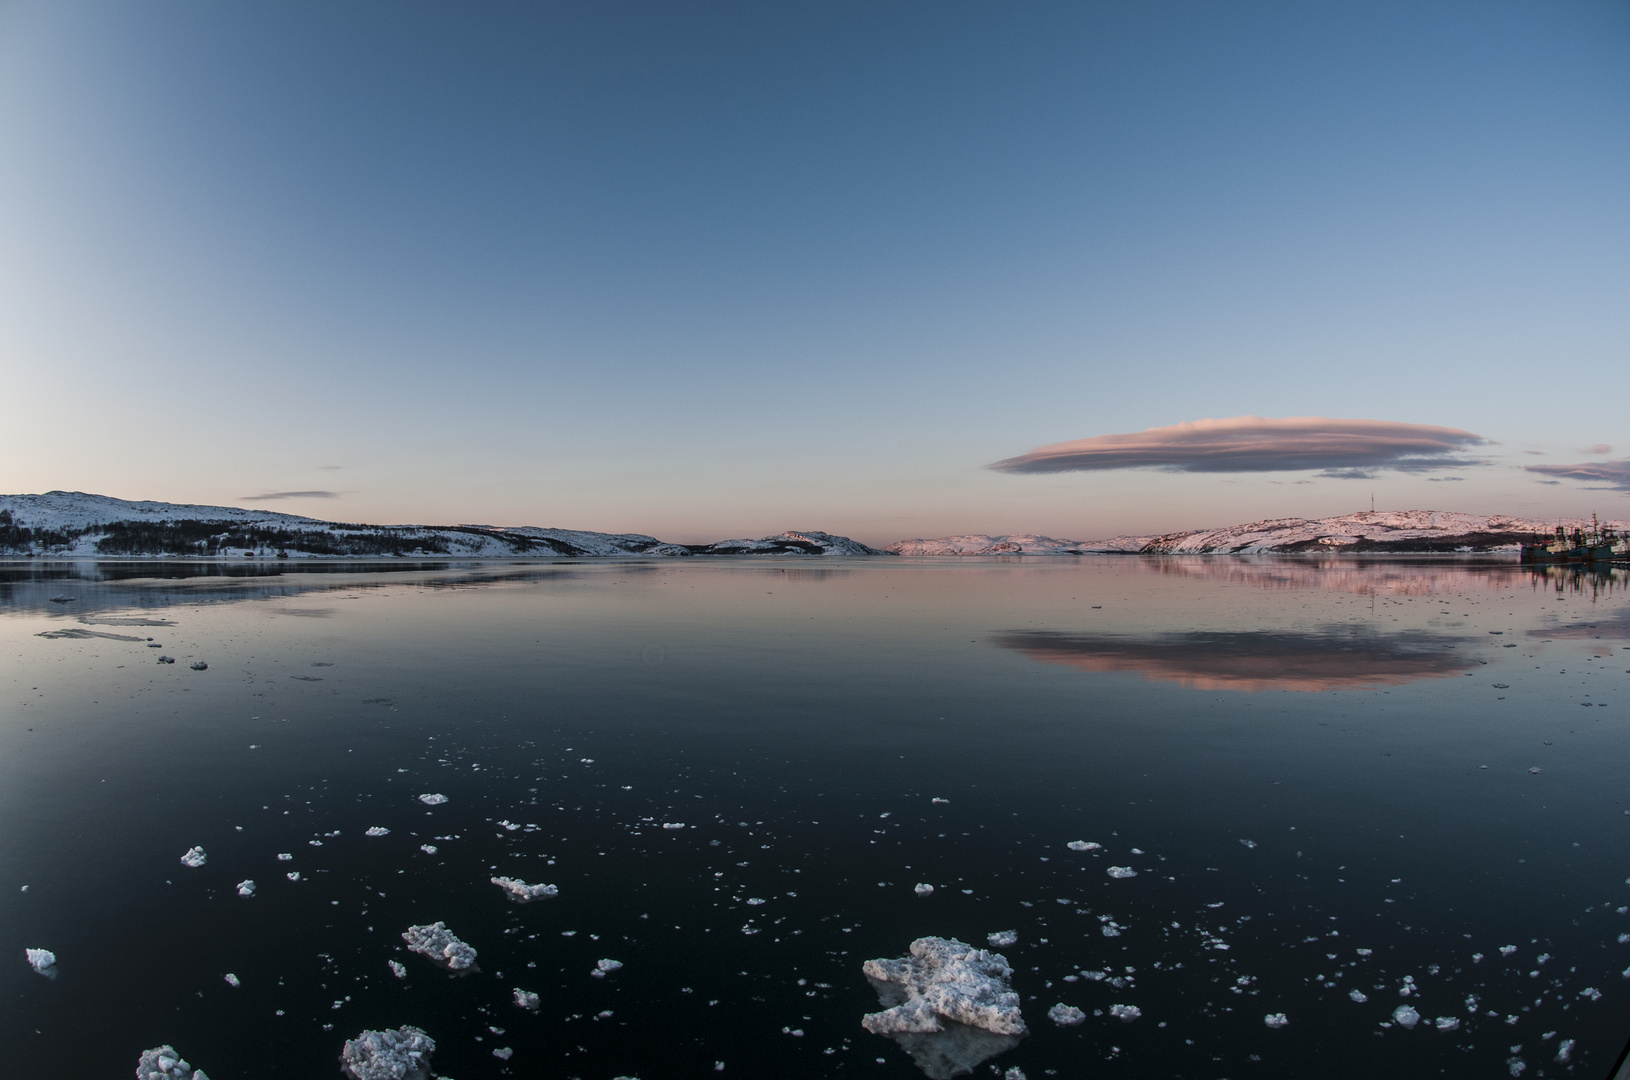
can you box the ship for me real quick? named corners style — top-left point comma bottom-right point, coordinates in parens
top-left (1520, 514), bottom-right (1625, 563)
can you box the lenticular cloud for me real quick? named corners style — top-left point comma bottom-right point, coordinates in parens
top-left (1525, 459), bottom-right (1630, 492)
top-left (990, 416), bottom-right (1485, 476)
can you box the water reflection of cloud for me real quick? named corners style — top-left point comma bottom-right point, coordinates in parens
top-left (997, 627), bottom-right (1478, 691)
top-left (1527, 610), bottom-right (1630, 640)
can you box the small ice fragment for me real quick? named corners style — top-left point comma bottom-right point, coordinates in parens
top-left (498, 820), bottom-right (520, 831)
top-left (914, 883), bottom-right (934, 897)
top-left (1508, 1057), bottom-right (1527, 1076)
top-left (286, 872), bottom-right (301, 881)
top-left (276, 853), bottom-right (293, 861)
top-left (339, 1026), bottom-right (436, 1080)
top-left (1048, 1003), bottom-right (1086, 1026)
top-left (987, 930), bottom-right (1018, 948)
top-left (747, 897), bottom-right (767, 906)
top-left (1580, 986), bottom-right (1602, 1001)
top-left (596, 959), bottom-right (623, 972)
top-left (190, 661), bottom-right (207, 670)
top-left (1107, 866), bottom-right (1137, 879)
top-left (388, 960), bottom-right (407, 979)
top-left (1528, 768), bottom-right (1541, 774)
top-left (1264, 1012), bottom-right (1288, 1029)
top-left (1004, 1069), bottom-right (1027, 1080)
top-left (135, 1045), bottom-right (207, 1079)
top-left (25, 948), bottom-right (55, 974)
top-left (1066, 840), bottom-right (1100, 852)
top-left (662, 822), bottom-right (685, 830)
top-left (1436, 1016), bottom-right (1460, 1031)
top-left (491, 877), bottom-right (558, 903)
top-left (236, 880), bottom-right (256, 897)
top-left (402, 922), bottom-right (477, 971)
top-left (224, 973), bottom-right (240, 988)
top-left (1556, 1038), bottom-right (1575, 1064)
top-left (1500, 945), bottom-right (1517, 957)
top-left (1110, 1004), bottom-right (1142, 1022)
top-left (420, 845), bottom-right (437, 855)
top-left (514, 988), bottom-right (540, 1010)
top-left (1393, 1005), bottom-right (1421, 1029)
top-left (157, 655), bottom-right (175, 664)
top-left (418, 793), bottom-right (448, 805)
top-left (365, 827), bottom-right (390, 837)
top-left (932, 797), bottom-right (949, 804)
top-left (493, 1047), bottom-right (513, 1060)
top-left (1356, 948), bottom-right (1373, 957)
top-left (1239, 839), bottom-right (1257, 849)
top-left (1130, 848), bottom-right (1145, 855)
top-left (180, 847), bottom-right (207, 868)
top-left (1349, 989), bottom-right (1368, 1003)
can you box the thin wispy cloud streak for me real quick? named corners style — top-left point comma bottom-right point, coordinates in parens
top-left (991, 417), bottom-right (1487, 477)
top-left (1524, 460), bottom-right (1630, 493)
top-left (240, 491), bottom-right (339, 501)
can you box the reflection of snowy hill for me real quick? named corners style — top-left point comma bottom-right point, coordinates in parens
top-left (890, 511), bottom-right (1628, 556)
top-left (0, 492), bottom-right (875, 559)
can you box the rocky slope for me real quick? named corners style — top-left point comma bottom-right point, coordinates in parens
top-left (889, 511), bottom-right (1626, 556)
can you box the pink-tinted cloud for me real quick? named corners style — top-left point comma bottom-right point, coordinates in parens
top-left (1582, 443), bottom-right (1613, 455)
top-left (240, 490), bottom-right (339, 501)
top-left (1525, 459), bottom-right (1630, 492)
top-left (991, 416), bottom-right (1487, 476)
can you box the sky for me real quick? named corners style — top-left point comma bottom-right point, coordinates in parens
top-left (0, 1), bottom-right (1625, 545)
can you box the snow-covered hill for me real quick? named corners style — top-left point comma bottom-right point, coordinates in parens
top-left (889, 511), bottom-right (1626, 556)
top-left (0, 493), bottom-right (875, 559)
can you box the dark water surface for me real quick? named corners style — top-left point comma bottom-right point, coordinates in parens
top-left (3, 557), bottom-right (1628, 1079)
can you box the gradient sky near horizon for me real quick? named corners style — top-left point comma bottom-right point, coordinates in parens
top-left (1, 1), bottom-right (1626, 545)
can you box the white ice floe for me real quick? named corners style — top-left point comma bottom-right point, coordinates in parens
top-left (514, 988), bottom-right (540, 1010)
top-left (286, 872), bottom-right (301, 882)
top-left (932, 797), bottom-right (949, 804)
top-left (1557, 1038), bottom-right (1575, 1063)
top-left (986, 931), bottom-right (1018, 948)
top-left (1065, 841), bottom-right (1101, 852)
top-left (1580, 986), bottom-right (1602, 1001)
top-left (1109, 1004), bottom-right (1142, 1022)
top-left (861, 936), bottom-right (1027, 1080)
top-left (402, 922), bottom-right (477, 972)
top-left (237, 880), bottom-right (256, 897)
top-left (388, 961), bottom-right (407, 979)
top-left (136, 1045), bottom-right (209, 1080)
top-left (1264, 1013), bottom-right (1288, 1029)
top-left (418, 794), bottom-right (448, 806)
top-left (1239, 839), bottom-right (1258, 849)
top-left (180, 847), bottom-right (207, 868)
top-left (493, 1047), bottom-right (513, 1060)
top-left (419, 844), bottom-right (437, 855)
top-left (1500, 945), bottom-right (1518, 957)
top-left (1435, 1016), bottom-right (1460, 1031)
top-left (24, 948), bottom-right (55, 974)
top-left (224, 973), bottom-right (240, 988)
top-left (1047, 1003), bottom-right (1086, 1026)
top-left (595, 959), bottom-right (623, 974)
top-left (1106, 866), bottom-right (1137, 879)
top-left (277, 853), bottom-right (293, 861)
top-left (1349, 989), bottom-right (1369, 1003)
top-left (915, 883), bottom-right (935, 897)
top-left (747, 897), bottom-right (767, 905)
top-left (490, 876), bottom-right (558, 903)
top-left (662, 822), bottom-right (685, 830)
top-left (340, 1026), bottom-right (436, 1080)
top-left (365, 827), bottom-right (390, 837)
top-left (497, 820), bottom-right (520, 831)
top-left (1392, 1005), bottom-right (1421, 1029)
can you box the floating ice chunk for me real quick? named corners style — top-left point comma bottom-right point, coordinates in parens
top-left (491, 877), bottom-right (558, 903)
top-left (136, 1045), bottom-right (209, 1080)
top-left (1556, 1038), bottom-right (1575, 1064)
top-left (1047, 1003), bottom-right (1086, 1026)
top-left (25, 948), bottom-right (55, 974)
top-left (223, 973), bottom-right (240, 988)
top-left (861, 937), bottom-right (1026, 1079)
top-left (276, 853), bottom-right (293, 861)
top-left (339, 1026), bottom-right (436, 1080)
top-left (417, 794), bottom-right (448, 806)
top-left (365, 827), bottom-right (390, 837)
top-left (402, 922), bottom-right (477, 972)
top-left (498, 820), bottom-right (521, 831)
top-left (286, 872), bottom-right (301, 882)
top-left (190, 661), bottom-right (207, 670)
top-left (493, 1047), bottom-right (513, 1060)
top-left (236, 880), bottom-right (256, 897)
top-left (915, 883), bottom-right (934, 897)
top-left (932, 797), bottom-right (949, 804)
top-left (986, 931), bottom-right (1018, 948)
top-left (514, 988), bottom-right (540, 1010)
top-left (1436, 1016), bottom-right (1460, 1031)
top-left (1499, 945), bottom-right (1517, 957)
top-left (1065, 841), bottom-right (1101, 852)
top-left (1356, 948), bottom-right (1372, 957)
top-left (180, 847), bottom-right (207, 868)
top-left (1528, 768), bottom-right (1541, 775)
top-left (420, 844), bottom-right (437, 855)
top-left (1264, 1013), bottom-right (1288, 1029)
top-left (1004, 1069), bottom-right (1026, 1080)
top-left (1580, 986), bottom-right (1602, 1001)
top-left (1109, 1004), bottom-right (1142, 1022)
top-left (388, 961), bottom-right (407, 979)
top-left (1239, 839), bottom-right (1257, 849)
top-left (596, 959), bottom-right (623, 972)
top-left (1349, 989), bottom-right (1368, 1003)
top-left (1392, 1005), bottom-right (1420, 1029)
top-left (662, 822), bottom-right (685, 830)
top-left (1106, 866), bottom-right (1137, 879)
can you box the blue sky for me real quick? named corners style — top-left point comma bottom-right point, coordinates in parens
top-left (1, 1), bottom-right (1625, 543)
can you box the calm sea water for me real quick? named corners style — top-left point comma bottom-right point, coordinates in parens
top-left (2, 557), bottom-right (1627, 1079)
